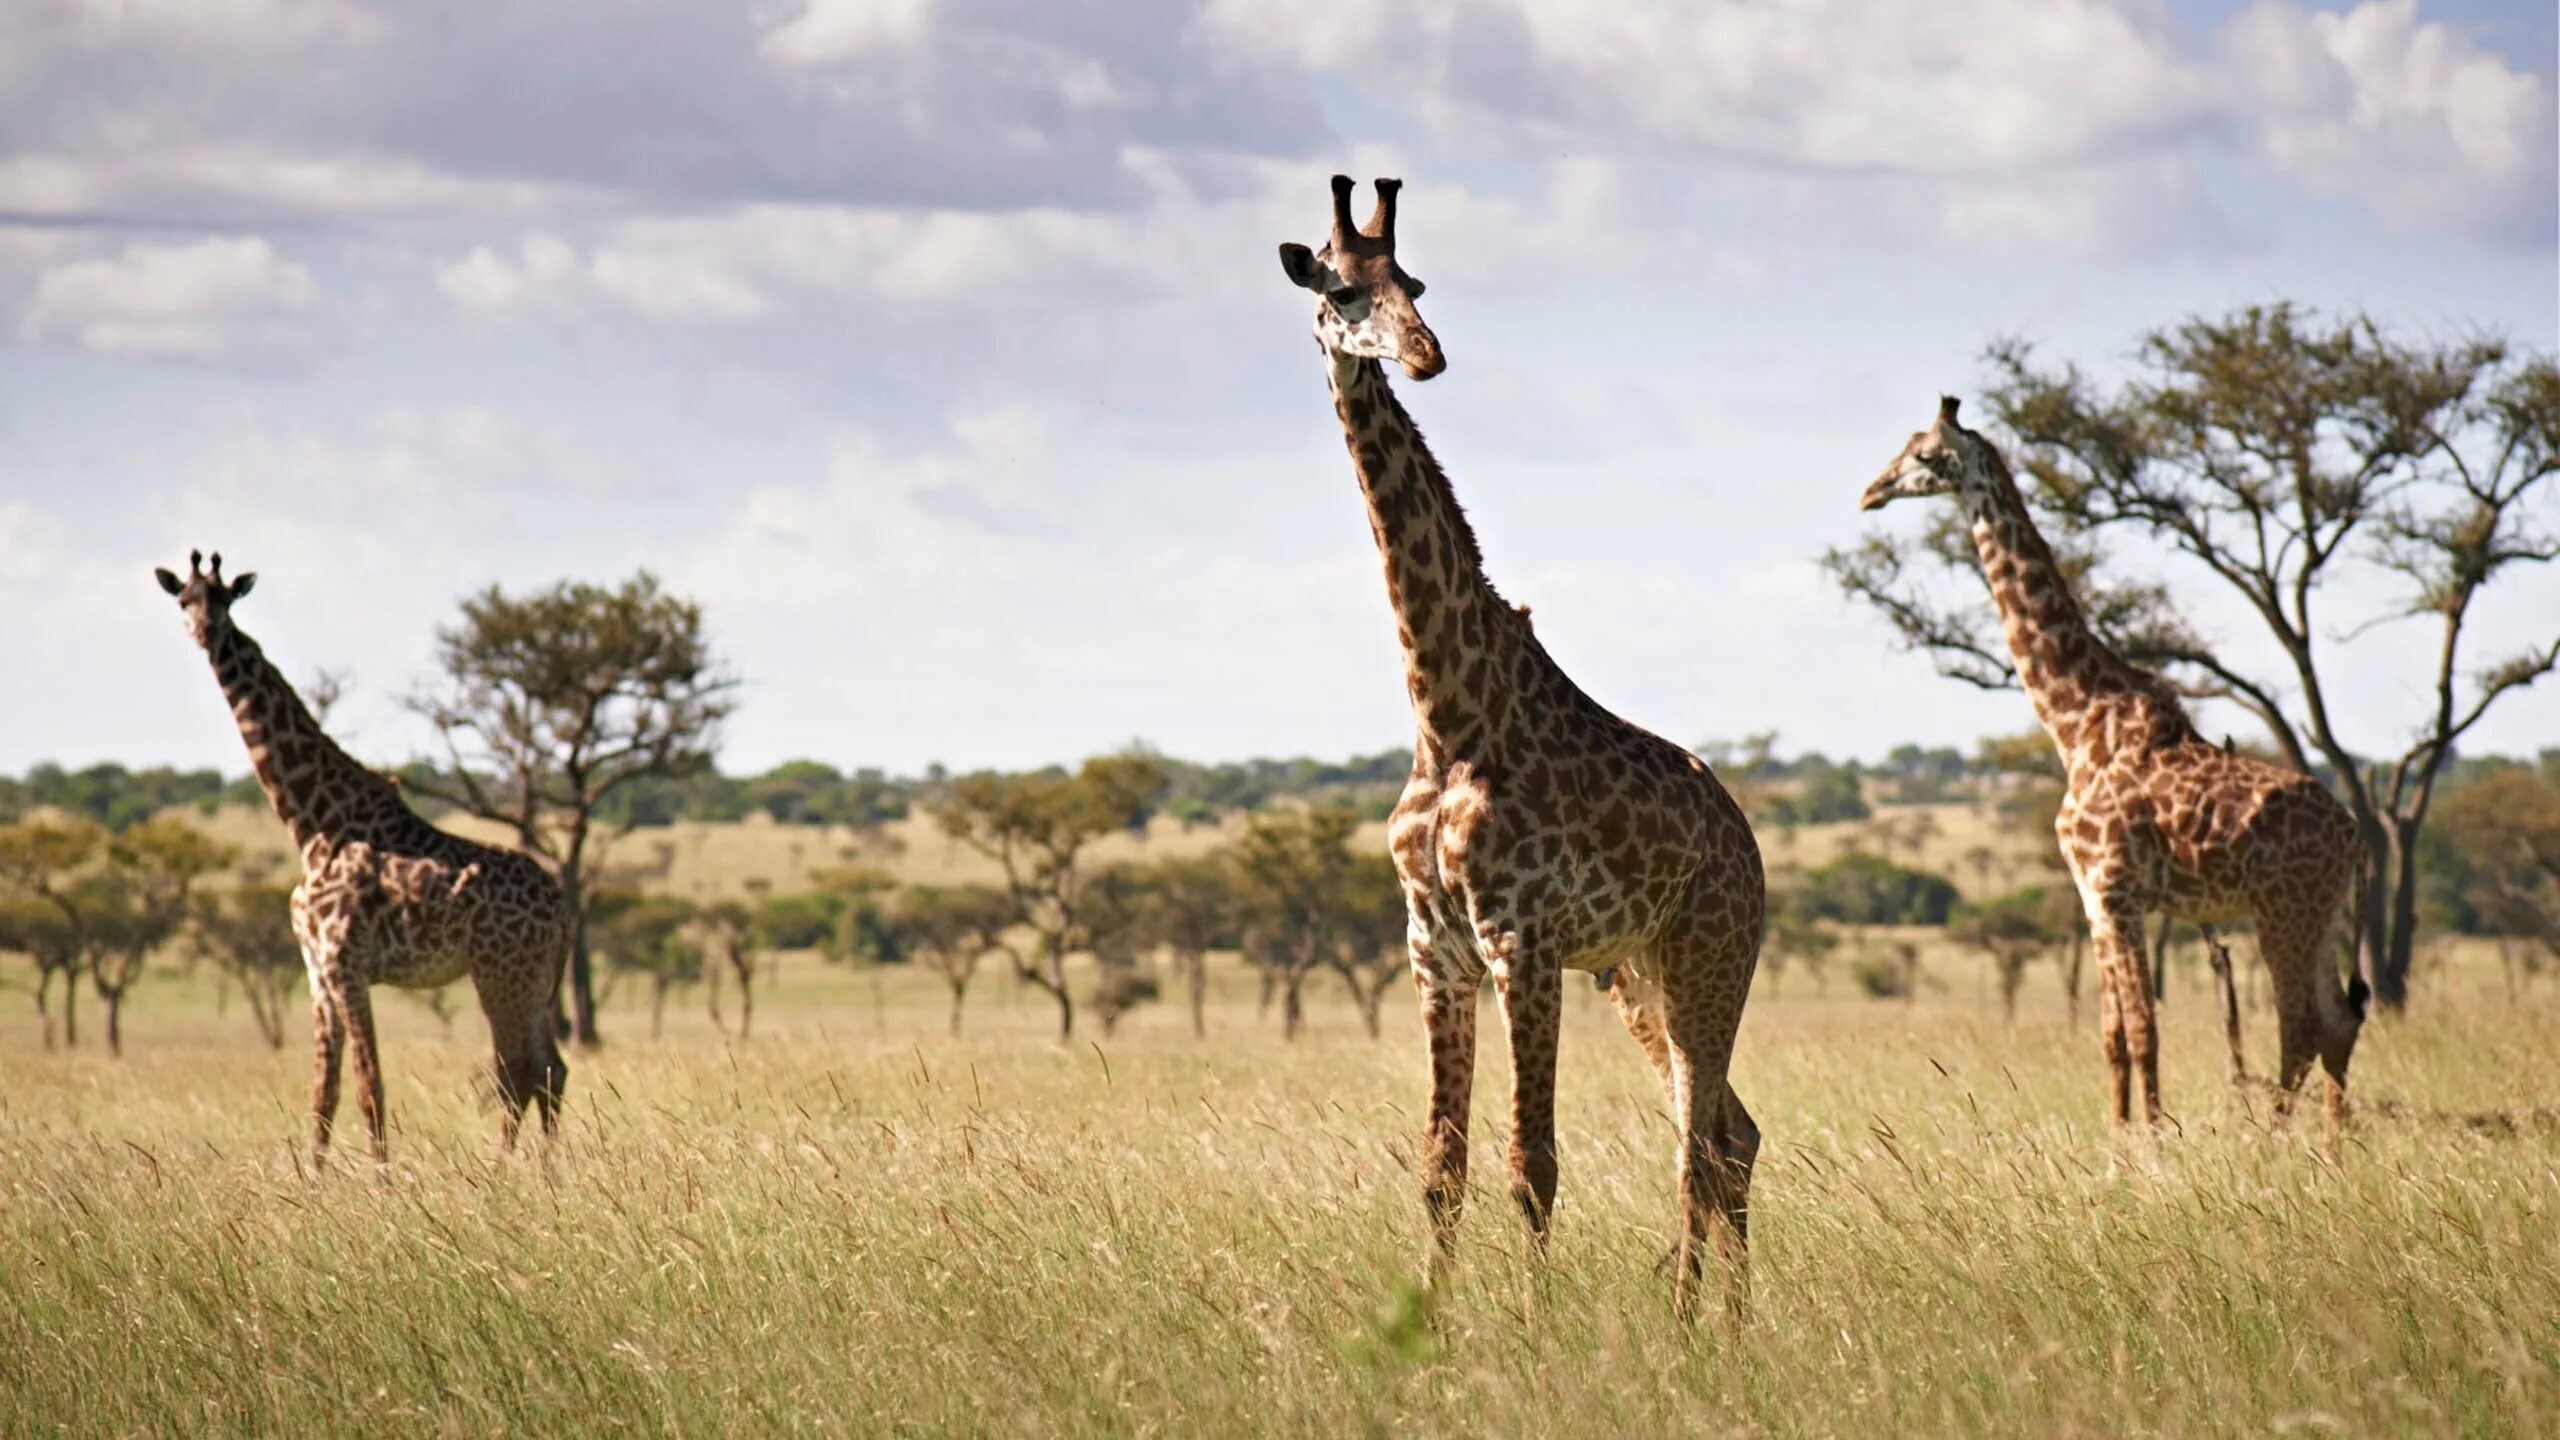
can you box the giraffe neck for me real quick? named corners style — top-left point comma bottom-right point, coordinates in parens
top-left (1959, 443), bottom-right (2170, 760)
top-left (199, 619), bottom-right (395, 853)
top-left (1328, 355), bottom-right (1543, 757)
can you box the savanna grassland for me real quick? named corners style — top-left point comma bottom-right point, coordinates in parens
top-left (3, 926), bottom-right (2555, 1439)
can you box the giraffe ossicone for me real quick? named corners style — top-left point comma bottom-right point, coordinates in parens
top-left (1860, 398), bottom-right (2367, 1128)
top-left (157, 551), bottom-right (573, 1165)
top-left (1276, 176), bottom-right (1766, 1321)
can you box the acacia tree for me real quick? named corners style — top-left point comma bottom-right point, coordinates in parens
top-left (875, 883), bottom-right (1015, 1037)
top-left (79, 818), bottom-right (234, 1055)
top-left (1079, 864), bottom-right (1161, 1038)
top-left (407, 571), bottom-right (737, 1047)
top-left (188, 885), bottom-right (303, 1049)
top-left (1326, 850), bottom-right (1410, 1039)
top-left (1232, 806), bottom-right (1364, 1041)
top-left (934, 749), bottom-right (1168, 1041)
top-left (2436, 766), bottom-right (2560, 962)
top-left (1830, 306), bottom-right (2559, 1009)
top-left (1950, 887), bottom-right (2070, 1022)
top-left (0, 818), bottom-right (104, 1047)
top-left (1134, 853), bottom-right (1241, 1038)
top-left (0, 894), bottom-right (83, 1049)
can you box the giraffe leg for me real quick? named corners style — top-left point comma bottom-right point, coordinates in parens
top-left (338, 982), bottom-right (389, 1164)
top-left (480, 982), bottom-right (565, 1153)
top-left (1654, 940), bottom-right (1751, 1326)
top-left (1607, 966), bottom-right (1675, 1106)
top-left (1666, 1014), bottom-right (1746, 1326)
top-left (2096, 949), bottom-right (2129, 1126)
top-left (2087, 894), bottom-right (2161, 1126)
top-left (1495, 957), bottom-right (1562, 1243)
top-left (2199, 924), bottom-right (2248, 1089)
top-left (1413, 962), bottom-right (1480, 1283)
top-left (2253, 906), bottom-right (2330, 1129)
top-left (308, 988), bottom-right (345, 1169)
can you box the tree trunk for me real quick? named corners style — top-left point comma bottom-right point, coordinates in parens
top-left (2353, 811), bottom-right (2393, 1009)
top-left (1358, 982), bottom-right (1385, 1039)
top-left (35, 967), bottom-right (54, 1051)
top-left (1045, 943), bottom-right (1075, 1041)
top-left (1186, 954), bottom-right (1207, 1039)
top-left (1282, 971), bottom-right (1306, 1040)
top-left (2378, 814), bottom-right (2424, 1012)
top-left (103, 988), bottom-right (124, 1057)
top-left (568, 941), bottom-right (601, 1046)
top-left (949, 983), bottom-right (967, 1037)
top-left (706, 957), bottom-right (723, 1027)
top-left (732, 953), bottom-right (754, 1041)
top-left (62, 973), bottom-right (78, 1048)
top-left (651, 975), bottom-right (668, 1038)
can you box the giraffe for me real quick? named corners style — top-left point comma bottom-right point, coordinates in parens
top-left (1859, 398), bottom-right (2367, 1126)
top-left (1276, 177), bottom-right (1766, 1318)
top-left (155, 551), bottom-right (570, 1163)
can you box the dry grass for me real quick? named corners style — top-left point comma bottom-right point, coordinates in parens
top-left (2, 940), bottom-right (2554, 1438)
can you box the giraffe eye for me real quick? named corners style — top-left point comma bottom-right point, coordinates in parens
top-left (1328, 284), bottom-right (1367, 306)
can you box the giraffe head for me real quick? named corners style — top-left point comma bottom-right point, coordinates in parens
top-left (1276, 174), bottom-right (1445, 381)
top-left (153, 549), bottom-right (257, 645)
top-left (1860, 396), bottom-right (1994, 511)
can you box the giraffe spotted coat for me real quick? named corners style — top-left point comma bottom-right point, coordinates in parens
top-left (1861, 400), bottom-right (2366, 1127)
top-left (158, 552), bottom-right (569, 1163)
top-left (1279, 177), bottom-right (1765, 1320)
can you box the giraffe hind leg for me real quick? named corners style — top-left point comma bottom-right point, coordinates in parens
top-left (1656, 938), bottom-right (1752, 1326)
top-left (481, 977), bottom-right (567, 1152)
top-left (338, 982), bottom-right (389, 1164)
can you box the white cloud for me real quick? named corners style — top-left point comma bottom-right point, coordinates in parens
top-left (758, 0), bottom-right (937, 67)
top-left (1197, 0), bottom-right (2204, 173)
top-left (20, 236), bottom-right (316, 359)
top-left (1195, 0), bottom-right (2553, 247)
top-left (1925, 154), bottom-right (2201, 259)
top-left (2223, 0), bottom-right (2556, 237)
top-left (438, 232), bottom-right (766, 322)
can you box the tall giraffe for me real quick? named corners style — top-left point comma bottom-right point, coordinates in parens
top-left (1860, 399), bottom-right (2367, 1125)
top-left (1276, 177), bottom-right (1766, 1318)
top-left (155, 551), bottom-right (569, 1163)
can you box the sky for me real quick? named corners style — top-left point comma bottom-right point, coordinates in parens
top-left (3, 0), bottom-right (2555, 780)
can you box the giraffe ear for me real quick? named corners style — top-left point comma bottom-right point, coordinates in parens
top-left (1278, 243), bottom-right (1327, 290)
top-left (154, 567), bottom-right (184, 596)
top-left (229, 572), bottom-right (256, 600)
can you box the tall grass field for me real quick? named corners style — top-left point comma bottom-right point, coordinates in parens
top-left (3, 941), bottom-right (2554, 1437)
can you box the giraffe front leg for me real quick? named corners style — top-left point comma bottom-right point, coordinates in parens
top-left (1413, 958), bottom-right (1479, 1284)
top-left (308, 988), bottom-right (344, 1169)
top-left (1493, 950), bottom-right (1562, 1244)
top-left (2090, 898), bottom-right (2164, 1127)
